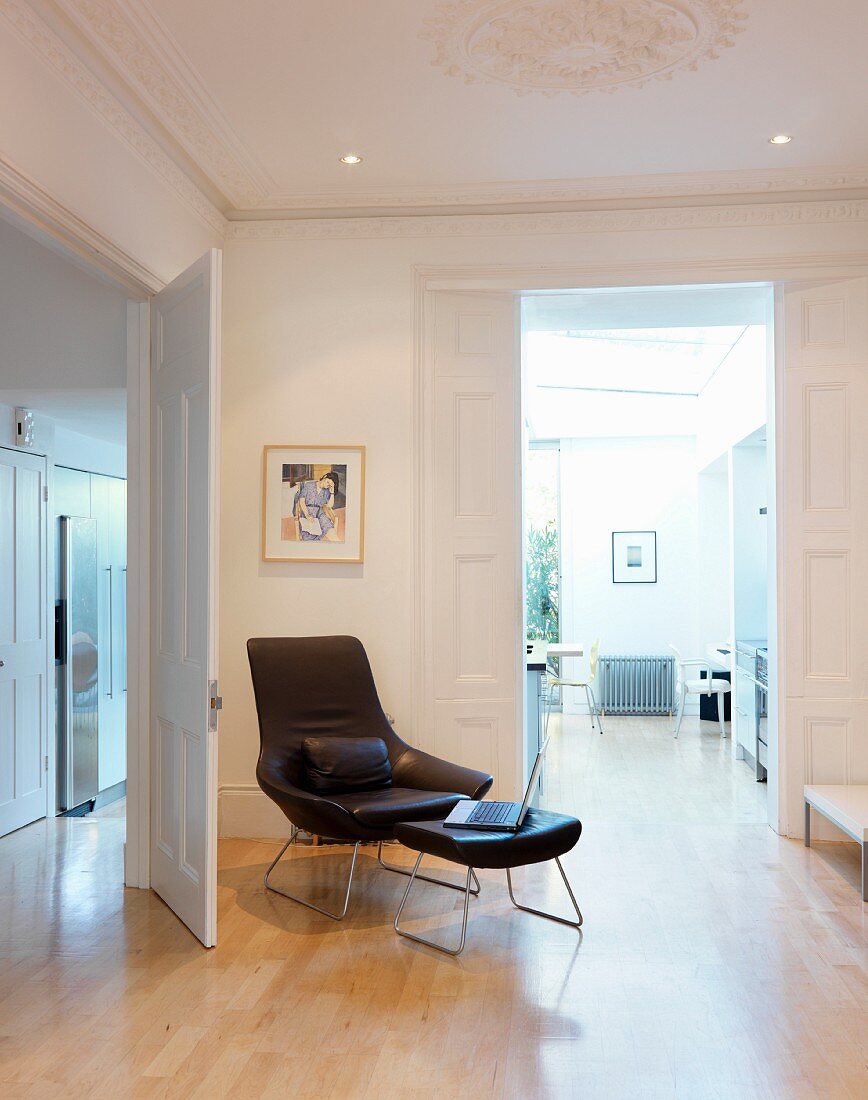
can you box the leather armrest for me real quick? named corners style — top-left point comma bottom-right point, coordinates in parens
top-left (256, 760), bottom-right (358, 836)
top-left (392, 745), bottom-right (493, 799)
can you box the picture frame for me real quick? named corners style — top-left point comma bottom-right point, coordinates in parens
top-left (261, 444), bottom-right (366, 563)
top-left (612, 530), bottom-right (657, 584)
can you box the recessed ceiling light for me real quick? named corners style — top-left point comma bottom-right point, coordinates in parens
top-left (339, 153), bottom-right (363, 165)
top-left (768, 134), bottom-right (793, 145)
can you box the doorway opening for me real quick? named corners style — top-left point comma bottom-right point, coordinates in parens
top-left (522, 283), bottom-right (777, 827)
top-left (0, 212), bottom-right (130, 883)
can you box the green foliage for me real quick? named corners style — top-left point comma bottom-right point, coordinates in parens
top-left (526, 523), bottom-right (559, 642)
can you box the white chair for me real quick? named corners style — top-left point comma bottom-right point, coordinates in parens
top-left (670, 644), bottom-right (730, 738)
top-left (545, 639), bottom-right (603, 735)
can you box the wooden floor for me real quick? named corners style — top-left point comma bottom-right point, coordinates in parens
top-left (1, 717), bottom-right (866, 1099)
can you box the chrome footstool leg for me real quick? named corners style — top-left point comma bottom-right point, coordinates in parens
top-left (394, 853), bottom-right (475, 956)
top-left (506, 856), bottom-right (583, 929)
top-left (265, 828), bottom-right (360, 921)
top-left (377, 841), bottom-right (480, 896)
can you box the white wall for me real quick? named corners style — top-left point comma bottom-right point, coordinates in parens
top-left (219, 215), bottom-right (868, 836)
top-left (696, 463), bottom-right (731, 646)
top-left (696, 323), bottom-right (768, 469)
top-left (0, 216), bottom-right (126, 388)
top-left (0, 217), bottom-right (129, 448)
top-left (53, 428), bottom-right (126, 480)
top-left (559, 436), bottom-right (700, 709)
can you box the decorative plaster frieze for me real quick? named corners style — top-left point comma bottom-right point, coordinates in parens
top-left (422, 0), bottom-right (747, 96)
top-left (248, 166), bottom-right (868, 213)
top-left (20, 0), bottom-right (867, 221)
top-left (226, 198), bottom-right (868, 242)
top-left (0, 0), bottom-right (226, 234)
top-left (52, 0), bottom-right (270, 207)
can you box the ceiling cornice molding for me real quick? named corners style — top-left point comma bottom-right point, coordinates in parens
top-left (245, 166), bottom-right (868, 214)
top-left (51, 0), bottom-right (271, 207)
top-left (31, 1), bottom-right (868, 221)
top-left (226, 197), bottom-right (868, 242)
top-left (0, 152), bottom-right (163, 294)
top-left (0, 0), bottom-right (226, 235)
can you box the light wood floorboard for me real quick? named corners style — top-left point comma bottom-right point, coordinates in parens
top-left (1, 717), bottom-right (865, 1098)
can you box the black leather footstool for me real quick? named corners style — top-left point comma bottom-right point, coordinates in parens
top-left (393, 809), bottom-right (583, 955)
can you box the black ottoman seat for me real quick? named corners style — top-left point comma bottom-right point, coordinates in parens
top-left (395, 810), bottom-right (582, 869)
top-left (393, 809), bottom-right (584, 955)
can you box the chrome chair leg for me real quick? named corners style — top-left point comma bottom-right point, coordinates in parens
top-left (394, 853), bottom-right (474, 956)
top-left (584, 685), bottom-right (595, 731)
top-left (588, 686), bottom-right (603, 734)
top-left (264, 830), bottom-right (360, 921)
top-left (377, 842), bottom-right (480, 896)
top-left (506, 856), bottom-right (583, 929)
top-left (673, 692), bottom-right (686, 738)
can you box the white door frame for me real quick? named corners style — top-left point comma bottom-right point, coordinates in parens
top-left (414, 252), bottom-right (868, 839)
top-left (0, 193), bottom-right (158, 886)
top-left (124, 300), bottom-right (152, 887)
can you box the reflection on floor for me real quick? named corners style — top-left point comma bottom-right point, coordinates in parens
top-left (1, 755), bottom-right (866, 1098)
top-left (541, 714), bottom-right (768, 824)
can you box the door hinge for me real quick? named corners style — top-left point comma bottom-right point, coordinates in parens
top-left (44, 755), bottom-right (49, 772)
top-left (208, 680), bottom-right (222, 731)
top-left (43, 485), bottom-right (49, 503)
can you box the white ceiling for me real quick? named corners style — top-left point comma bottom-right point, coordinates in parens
top-left (46, 0), bottom-right (868, 217)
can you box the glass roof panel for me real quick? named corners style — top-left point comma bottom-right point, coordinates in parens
top-left (527, 326), bottom-right (749, 397)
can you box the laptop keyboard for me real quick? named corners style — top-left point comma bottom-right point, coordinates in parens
top-left (469, 801), bottom-right (514, 825)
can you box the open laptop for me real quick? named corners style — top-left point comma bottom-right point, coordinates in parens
top-left (443, 737), bottom-right (549, 832)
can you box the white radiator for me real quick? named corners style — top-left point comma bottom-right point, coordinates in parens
top-left (599, 655), bottom-right (675, 715)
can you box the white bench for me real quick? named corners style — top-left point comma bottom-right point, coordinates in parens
top-left (804, 785), bottom-right (868, 901)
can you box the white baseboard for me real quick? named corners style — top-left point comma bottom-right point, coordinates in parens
top-left (219, 783), bottom-right (290, 838)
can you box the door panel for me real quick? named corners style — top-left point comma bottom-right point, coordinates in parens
top-left (150, 249), bottom-right (221, 947)
top-left (782, 277), bottom-right (868, 838)
top-left (0, 448), bottom-right (48, 838)
top-left (425, 292), bottom-right (522, 799)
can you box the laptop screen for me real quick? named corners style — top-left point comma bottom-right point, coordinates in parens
top-left (517, 736), bottom-right (550, 826)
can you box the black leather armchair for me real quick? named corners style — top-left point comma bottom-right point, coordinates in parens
top-left (247, 636), bottom-right (493, 919)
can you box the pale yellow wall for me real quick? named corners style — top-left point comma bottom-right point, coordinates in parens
top-left (219, 216), bottom-right (868, 794)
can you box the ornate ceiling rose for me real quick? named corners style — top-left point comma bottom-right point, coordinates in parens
top-left (422, 0), bottom-right (748, 96)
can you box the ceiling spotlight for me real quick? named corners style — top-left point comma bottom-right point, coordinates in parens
top-left (768, 134), bottom-right (793, 145)
top-left (339, 153), bottom-right (363, 164)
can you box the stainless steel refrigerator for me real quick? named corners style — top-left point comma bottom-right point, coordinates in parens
top-left (57, 516), bottom-right (99, 814)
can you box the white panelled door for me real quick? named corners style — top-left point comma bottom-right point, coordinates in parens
top-left (150, 249), bottom-right (221, 946)
top-left (782, 276), bottom-right (868, 837)
top-left (0, 448), bottom-right (48, 838)
top-left (425, 291), bottom-right (523, 799)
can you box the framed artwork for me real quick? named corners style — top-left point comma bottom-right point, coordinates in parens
top-left (612, 530), bottom-right (657, 584)
top-left (261, 445), bottom-right (366, 563)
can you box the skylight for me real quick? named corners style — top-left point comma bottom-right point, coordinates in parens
top-left (527, 326), bottom-right (749, 398)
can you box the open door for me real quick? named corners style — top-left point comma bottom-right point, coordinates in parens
top-left (150, 250), bottom-right (221, 946)
top-left (425, 291), bottom-right (523, 800)
top-left (780, 276), bottom-right (868, 836)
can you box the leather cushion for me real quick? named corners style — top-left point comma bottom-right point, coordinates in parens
top-left (302, 736), bottom-right (392, 794)
top-left (394, 809), bottom-right (582, 870)
top-left (326, 787), bottom-right (467, 826)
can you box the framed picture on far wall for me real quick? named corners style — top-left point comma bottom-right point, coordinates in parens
top-left (612, 530), bottom-right (657, 584)
top-left (261, 444), bottom-right (366, 563)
